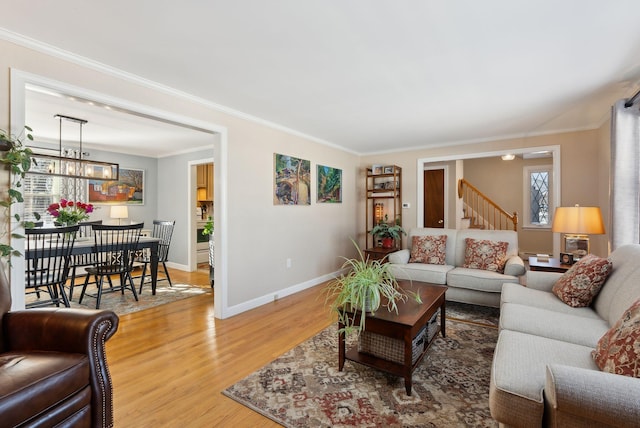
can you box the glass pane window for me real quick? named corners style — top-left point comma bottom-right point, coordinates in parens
top-left (530, 171), bottom-right (549, 225)
top-left (23, 159), bottom-right (85, 223)
top-left (523, 166), bottom-right (553, 228)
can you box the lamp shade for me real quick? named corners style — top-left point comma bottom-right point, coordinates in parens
top-left (110, 205), bottom-right (129, 220)
top-left (551, 205), bottom-right (605, 234)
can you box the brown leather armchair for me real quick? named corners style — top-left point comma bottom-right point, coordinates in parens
top-left (0, 264), bottom-right (119, 427)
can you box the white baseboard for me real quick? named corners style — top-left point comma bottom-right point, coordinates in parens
top-left (223, 270), bottom-right (342, 318)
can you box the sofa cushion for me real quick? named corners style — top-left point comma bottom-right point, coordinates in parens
top-left (501, 283), bottom-right (603, 320)
top-left (0, 352), bottom-right (90, 427)
top-left (552, 254), bottom-right (612, 307)
top-left (500, 302), bottom-right (610, 348)
top-left (447, 267), bottom-right (517, 293)
top-left (455, 229), bottom-right (519, 267)
top-left (593, 245), bottom-right (640, 324)
top-left (489, 330), bottom-right (598, 427)
top-left (390, 263), bottom-right (453, 285)
top-left (406, 228), bottom-right (459, 266)
top-left (463, 238), bottom-right (509, 273)
top-left (592, 298), bottom-right (640, 377)
top-left (408, 235), bottom-right (447, 264)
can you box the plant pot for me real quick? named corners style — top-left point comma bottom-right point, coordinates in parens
top-left (381, 237), bottom-right (394, 249)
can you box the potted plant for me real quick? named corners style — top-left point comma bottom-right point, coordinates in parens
top-left (0, 126), bottom-right (37, 260)
top-left (201, 216), bottom-right (215, 285)
top-left (370, 214), bottom-right (406, 249)
top-left (325, 239), bottom-right (409, 335)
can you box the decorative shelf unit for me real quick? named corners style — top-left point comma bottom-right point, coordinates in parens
top-left (365, 165), bottom-right (402, 249)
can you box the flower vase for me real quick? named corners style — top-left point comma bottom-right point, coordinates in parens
top-left (381, 237), bottom-right (394, 249)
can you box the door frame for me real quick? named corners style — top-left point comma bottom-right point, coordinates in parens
top-left (416, 146), bottom-right (562, 255)
top-left (9, 69), bottom-right (231, 318)
top-left (420, 165), bottom-right (449, 228)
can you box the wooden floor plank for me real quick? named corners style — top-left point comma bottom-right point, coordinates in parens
top-left (107, 267), bottom-right (334, 426)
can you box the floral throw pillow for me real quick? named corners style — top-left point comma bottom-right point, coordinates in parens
top-left (409, 235), bottom-right (447, 264)
top-left (592, 298), bottom-right (640, 378)
top-left (552, 254), bottom-right (612, 307)
top-left (463, 238), bottom-right (509, 273)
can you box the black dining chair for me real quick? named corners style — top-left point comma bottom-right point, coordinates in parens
top-left (67, 220), bottom-right (103, 300)
top-left (25, 225), bottom-right (80, 308)
top-left (137, 220), bottom-right (175, 293)
top-left (79, 223), bottom-right (144, 309)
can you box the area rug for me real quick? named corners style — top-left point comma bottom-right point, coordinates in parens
top-left (223, 305), bottom-right (499, 427)
top-left (27, 283), bottom-right (212, 316)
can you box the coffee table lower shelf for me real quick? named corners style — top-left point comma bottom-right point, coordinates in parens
top-left (343, 333), bottom-right (437, 385)
top-left (337, 281), bottom-right (447, 396)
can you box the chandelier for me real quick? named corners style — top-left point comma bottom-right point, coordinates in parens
top-left (28, 114), bottom-right (119, 181)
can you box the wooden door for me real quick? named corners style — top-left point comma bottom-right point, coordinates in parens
top-left (424, 169), bottom-right (445, 228)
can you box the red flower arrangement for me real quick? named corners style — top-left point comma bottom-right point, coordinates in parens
top-left (47, 199), bottom-right (94, 226)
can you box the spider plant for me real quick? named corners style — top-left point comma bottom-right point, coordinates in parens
top-left (325, 239), bottom-right (407, 335)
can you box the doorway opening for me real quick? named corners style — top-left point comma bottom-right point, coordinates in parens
top-left (10, 70), bottom-right (229, 318)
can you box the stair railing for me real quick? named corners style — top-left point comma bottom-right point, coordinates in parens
top-left (457, 178), bottom-right (518, 231)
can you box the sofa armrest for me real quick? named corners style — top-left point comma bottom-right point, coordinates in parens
top-left (4, 308), bottom-right (119, 428)
top-left (503, 255), bottom-right (526, 276)
top-left (388, 249), bottom-right (410, 264)
top-left (525, 270), bottom-right (563, 292)
top-left (545, 364), bottom-right (640, 427)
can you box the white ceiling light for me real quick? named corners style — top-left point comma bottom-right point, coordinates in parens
top-left (501, 154), bottom-right (515, 161)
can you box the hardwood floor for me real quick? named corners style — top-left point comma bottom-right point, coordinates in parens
top-left (107, 267), bottom-right (334, 426)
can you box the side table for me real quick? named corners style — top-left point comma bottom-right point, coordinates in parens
top-left (528, 256), bottom-right (571, 273)
top-left (363, 246), bottom-right (398, 263)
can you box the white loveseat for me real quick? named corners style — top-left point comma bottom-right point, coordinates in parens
top-left (490, 244), bottom-right (640, 427)
top-left (388, 228), bottom-right (525, 307)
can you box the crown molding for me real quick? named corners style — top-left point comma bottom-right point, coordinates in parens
top-left (0, 28), bottom-right (357, 155)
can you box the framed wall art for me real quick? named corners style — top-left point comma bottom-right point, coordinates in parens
top-left (273, 153), bottom-right (310, 205)
top-left (317, 164), bottom-right (342, 203)
top-left (88, 167), bottom-right (145, 205)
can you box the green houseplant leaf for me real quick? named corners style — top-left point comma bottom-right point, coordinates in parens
top-left (325, 239), bottom-right (408, 336)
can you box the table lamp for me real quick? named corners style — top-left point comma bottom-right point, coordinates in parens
top-left (551, 205), bottom-right (605, 259)
top-left (110, 205), bottom-right (129, 225)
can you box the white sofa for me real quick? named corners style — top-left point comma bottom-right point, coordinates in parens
top-left (388, 228), bottom-right (525, 308)
top-left (490, 244), bottom-right (640, 427)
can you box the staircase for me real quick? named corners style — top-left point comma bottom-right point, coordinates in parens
top-left (458, 178), bottom-right (518, 231)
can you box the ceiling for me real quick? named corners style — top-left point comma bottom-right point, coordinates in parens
top-left (3, 1), bottom-right (640, 156)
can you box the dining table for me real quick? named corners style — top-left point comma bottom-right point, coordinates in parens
top-left (26, 235), bottom-right (162, 295)
top-left (73, 236), bottom-right (161, 294)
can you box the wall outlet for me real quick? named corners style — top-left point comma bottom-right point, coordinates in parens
top-left (274, 294), bottom-right (278, 301)
top-left (402, 202), bottom-right (410, 208)
top-left (286, 258), bottom-right (292, 268)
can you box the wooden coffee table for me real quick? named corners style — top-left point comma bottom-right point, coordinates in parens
top-left (338, 280), bottom-right (447, 395)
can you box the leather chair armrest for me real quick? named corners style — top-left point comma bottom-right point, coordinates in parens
top-left (4, 308), bottom-right (119, 428)
top-left (545, 364), bottom-right (640, 427)
top-left (5, 308), bottom-right (118, 353)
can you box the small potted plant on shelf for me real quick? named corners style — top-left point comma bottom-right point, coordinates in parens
top-left (370, 214), bottom-right (406, 249)
top-left (325, 239), bottom-right (409, 335)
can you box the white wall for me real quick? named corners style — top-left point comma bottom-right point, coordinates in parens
top-left (0, 38), bottom-right (359, 317)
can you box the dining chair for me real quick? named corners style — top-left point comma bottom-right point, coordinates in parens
top-left (25, 224), bottom-right (80, 308)
top-left (79, 222), bottom-right (144, 309)
top-left (67, 220), bottom-right (103, 300)
top-left (138, 220), bottom-right (175, 293)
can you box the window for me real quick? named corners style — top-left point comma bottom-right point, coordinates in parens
top-left (23, 159), bottom-right (84, 223)
top-left (523, 165), bottom-right (553, 228)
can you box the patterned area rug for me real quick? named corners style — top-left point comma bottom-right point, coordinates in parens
top-left (223, 303), bottom-right (500, 427)
top-left (27, 282), bottom-right (212, 316)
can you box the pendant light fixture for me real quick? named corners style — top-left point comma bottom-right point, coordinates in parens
top-left (28, 114), bottom-right (119, 181)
